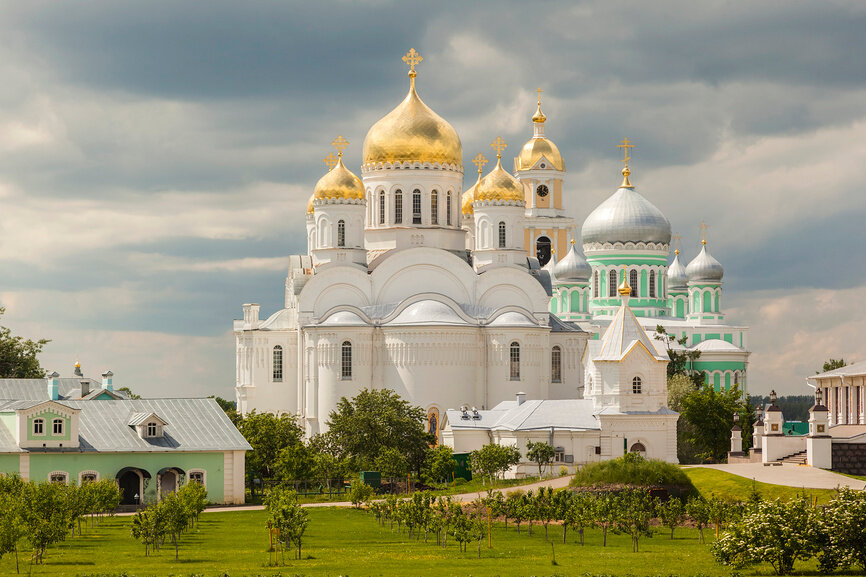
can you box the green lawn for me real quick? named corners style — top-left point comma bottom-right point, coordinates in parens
top-left (2, 505), bottom-right (827, 577)
top-left (685, 467), bottom-right (840, 504)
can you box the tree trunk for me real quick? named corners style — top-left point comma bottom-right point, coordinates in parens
top-left (603, 526), bottom-right (607, 546)
top-left (579, 527), bottom-right (585, 545)
top-left (562, 524), bottom-right (567, 544)
top-left (544, 523), bottom-right (548, 540)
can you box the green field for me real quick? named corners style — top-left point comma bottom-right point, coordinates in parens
top-left (684, 467), bottom-right (840, 504)
top-left (1, 505), bottom-right (826, 577)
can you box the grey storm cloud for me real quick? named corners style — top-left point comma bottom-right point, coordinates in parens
top-left (1, 0), bottom-right (865, 396)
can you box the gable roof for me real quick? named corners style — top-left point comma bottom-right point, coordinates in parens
top-left (0, 378), bottom-right (127, 401)
top-left (445, 399), bottom-right (600, 432)
top-left (593, 304), bottom-right (668, 362)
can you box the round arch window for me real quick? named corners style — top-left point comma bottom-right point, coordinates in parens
top-left (630, 442), bottom-right (647, 457)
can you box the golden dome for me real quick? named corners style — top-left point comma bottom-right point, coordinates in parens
top-left (516, 95), bottom-right (564, 171)
top-left (306, 194), bottom-right (315, 214)
top-left (362, 75), bottom-right (462, 168)
top-left (312, 156), bottom-right (365, 204)
top-left (462, 172), bottom-right (482, 215)
top-left (475, 140), bottom-right (524, 204)
top-left (531, 101), bottom-right (546, 123)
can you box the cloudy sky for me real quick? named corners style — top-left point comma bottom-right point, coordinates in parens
top-left (1, 1), bottom-right (865, 398)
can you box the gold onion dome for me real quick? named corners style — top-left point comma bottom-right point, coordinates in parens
top-left (618, 269), bottom-right (632, 296)
top-left (462, 153), bottom-right (488, 215)
top-left (474, 139), bottom-right (525, 204)
top-left (310, 138), bottom-right (364, 212)
top-left (516, 91), bottom-right (564, 171)
top-left (362, 49), bottom-right (462, 167)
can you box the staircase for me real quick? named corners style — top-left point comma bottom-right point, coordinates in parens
top-left (778, 450), bottom-right (808, 465)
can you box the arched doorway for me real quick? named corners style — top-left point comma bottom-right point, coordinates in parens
top-left (118, 470), bottom-right (142, 505)
top-left (629, 442), bottom-right (647, 458)
top-left (536, 236), bottom-right (552, 266)
top-left (157, 467), bottom-right (185, 499)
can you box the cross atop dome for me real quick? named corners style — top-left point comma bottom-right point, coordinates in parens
top-left (332, 135), bottom-right (349, 158)
top-left (532, 87), bottom-right (547, 124)
top-left (323, 152), bottom-right (338, 170)
top-left (403, 48), bottom-right (423, 79)
top-left (700, 221), bottom-right (709, 245)
top-left (618, 137), bottom-right (635, 188)
top-left (490, 137), bottom-right (507, 159)
top-left (673, 232), bottom-right (681, 255)
top-left (472, 153), bottom-right (488, 174)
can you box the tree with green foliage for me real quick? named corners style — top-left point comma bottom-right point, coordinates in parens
top-left (469, 444), bottom-right (521, 484)
top-left (425, 445), bottom-right (457, 484)
top-left (815, 487), bottom-right (866, 572)
top-left (679, 384), bottom-right (753, 462)
top-left (535, 486), bottom-right (556, 540)
top-left (658, 497), bottom-right (685, 539)
top-left (264, 487), bottom-right (309, 561)
top-left (614, 489), bottom-right (657, 552)
top-left (526, 441), bottom-right (555, 477)
top-left (277, 443), bottom-right (316, 485)
top-left (130, 506), bottom-right (164, 557)
top-left (237, 411), bottom-right (304, 486)
top-left (570, 452), bottom-right (696, 492)
top-left (209, 395), bottom-right (239, 424)
top-left (348, 482), bottom-right (373, 509)
top-left (712, 498), bottom-right (818, 575)
top-left (566, 491), bottom-right (596, 546)
top-left (177, 480), bottom-right (208, 527)
top-left (325, 389), bottom-right (433, 473)
top-left (0, 490), bottom-right (25, 573)
top-left (655, 325), bottom-right (701, 384)
top-left (593, 492), bottom-right (618, 547)
top-left (0, 308), bottom-right (49, 378)
top-left (21, 481), bottom-right (71, 564)
top-left (505, 490), bottom-right (525, 532)
top-left (818, 358), bottom-right (846, 373)
top-left (160, 491), bottom-right (189, 560)
top-left (686, 496), bottom-right (711, 544)
top-left (667, 373), bottom-right (697, 412)
top-left (375, 446), bottom-right (409, 488)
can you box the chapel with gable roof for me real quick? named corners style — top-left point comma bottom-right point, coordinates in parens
top-left (233, 49), bottom-right (749, 456)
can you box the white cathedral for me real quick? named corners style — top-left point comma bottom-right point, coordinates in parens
top-left (234, 50), bottom-right (749, 466)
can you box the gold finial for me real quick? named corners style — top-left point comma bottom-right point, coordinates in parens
top-left (617, 266), bottom-right (632, 296)
top-left (536, 87), bottom-right (543, 104)
top-left (490, 137), bottom-right (508, 159)
top-left (673, 232), bottom-right (681, 255)
top-left (617, 137), bottom-right (635, 188)
top-left (323, 152), bottom-right (338, 170)
top-left (532, 87), bottom-right (547, 123)
top-left (570, 238), bottom-right (575, 245)
top-left (331, 135), bottom-right (349, 158)
top-left (699, 221), bottom-right (709, 246)
top-left (472, 153), bottom-right (488, 174)
top-left (75, 360), bottom-right (81, 368)
top-left (403, 48), bottom-right (423, 79)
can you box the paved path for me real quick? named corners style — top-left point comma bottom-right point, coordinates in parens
top-left (198, 476), bottom-right (574, 515)
top-left (687, 463), bottom-right (866, 490)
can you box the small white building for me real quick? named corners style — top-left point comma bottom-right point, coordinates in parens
top-left (442, 279), bottom-right (679, 476)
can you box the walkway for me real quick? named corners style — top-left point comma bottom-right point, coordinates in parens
top-left (687, 463), bottom-right (866, 490)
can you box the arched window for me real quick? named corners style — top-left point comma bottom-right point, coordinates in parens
top-left (551, 346), bottom-right (562, 383)
top-left (431, 190), bottom-right (438, 225)
top-left (379, 191), bottom-right (386, 225)
top-left (341, 341), bottom-right (352, 380)
top-left (33, 418), bottom-right (44, 435)
top-left (629, 442), bottom-right (647, 457)
top-left (498, 221), bottom-right (506, 248)
top-left (609, 269), bottom-right (618, 297)
top-left (629, 269), bottom-right (638, 297)
top-left (272, 345), bottom-right (283, 382)
top-left (446, 192), bottom-right (452, 226)
top-left (509, 342), bottom-right (520, 380)
top-left (337, 220), bottom-right (346, 247)
top-left (412, 189), bottom-right (422, 224)
top-left (52, 418), bottom-right (64, 435)
top-left (593, 271), bottom-right (599, 298)
top-left (649, 270), bottom-right (656, 298)
top-left (394, 189), bottom-right (403, 224)
top-left (536, 236), bottom-right (552, 266)
top-left (632, 376), bottom-right (642, 394)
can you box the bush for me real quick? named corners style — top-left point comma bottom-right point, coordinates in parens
top-left (348, 482), bottom-right (374, 508)
top-left (570, 453), bottom-right (696, 495)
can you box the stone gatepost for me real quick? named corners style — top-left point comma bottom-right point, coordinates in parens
top-left (807, 389), bottom-right (832, 469)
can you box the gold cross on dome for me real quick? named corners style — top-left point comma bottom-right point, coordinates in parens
top-left (617, 137), bottom-right (634, 168)
top-left (331, 135), bottom-right (349, 157)
top-left (699, 221), bottom-right (709, 245)
top-left (536, 87), bottom-right (543, 103)
top-left (490, 137), bottom-right (508, 158)
top-left (472, 153), bottom-right (488, 173)
top-left (323, 152), bottom-right (338, 170)
top-left (673, 232), bottom-right (681, 254)
top-left (403, 48), bottom-right (423, 75)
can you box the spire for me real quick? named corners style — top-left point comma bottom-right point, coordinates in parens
top-left (617, 137), bottom-right (635, 188)
top-left (700, 221), bottom-right (708, 246)
top-left (673, 232), bottom-right (681, 255)
top-left (532, 87), bottom-right (547, 124)
top-left (618, 267), bottom-right (632, 297)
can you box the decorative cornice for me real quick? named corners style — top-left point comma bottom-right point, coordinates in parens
top-left (361, 160), bottom-right (463, 173)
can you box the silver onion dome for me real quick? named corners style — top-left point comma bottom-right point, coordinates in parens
top-left (667, 253), bottom-right (688, 289)
top-left (582, 187), bottom-right (672, 245)
top-left (554, 242), bottom-right (592, 282)
top-left (542, 252), bottom-right (557, 283)
top-left (686, 244), bottom-right (724, 282)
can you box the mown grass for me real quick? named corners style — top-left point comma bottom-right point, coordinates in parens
top-left (1, 504), bottom-right (829, 577)
top-left (684, 467), bottom-right (841, 504)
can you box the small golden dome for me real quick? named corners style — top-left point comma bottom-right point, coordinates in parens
top-left (618, 268), bottom-right (632, 296)
top-left (462, 173), bottom-right (482, 215)
top-left (516, 136), bottom-right (565, 171)
top-left (306, 194), bottom-right (315, 214)
top-left (532, 101), bottom-right (546, 123)
top-left (313, 156), bottom-right (365, 204)
top-left (362, 74), bottom-right (462, 167)
top-left (475, 140), bottom-right (524, 205)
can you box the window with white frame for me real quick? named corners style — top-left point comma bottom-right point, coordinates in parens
top-left (509, 342), bottom-right (520, 380)
top-left (412, 189), bottom-right (422, 224)
top-left (273, 345), bottom-right (283, 382)
top-left (33, 418), bottom-right (44, 435)
top-left (337, 220), bottom-right (345, 247)
top-left (446, 192), bottom-right (452, 226)
top-left (49, 472), bottom-right (68, 484)
top-left (431, 190), bottom-right (438, 225)
top-left (498, 221), bottom-right (506, 248)
top-left (394, 189), bottom-right (403, 224)
top-left (146, 422), bottom-right (158, 437)
top-left (341, 341), bottom-right (352, 380)
top-left (379, 191), bottom-right (386, 225)
top-left (632, 376), bottom-right (642, 394)
top-left (551, 346), bottom-right (562, 383)
top-left (80, 471), bottom-right (98, 484)
top-left (52, 418), bottom-right (64, 435)
top-left (189, 470), bottom-right (206, 485)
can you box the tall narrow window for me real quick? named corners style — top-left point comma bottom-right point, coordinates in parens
top-left (394, 189), bottom-right (403, 224)
top-left (413, 189), bottom-right (422, 224)
top-left (632, 376), bottom-right (642, 394)
top-left (337, 220), bottom-right (346, 247)
top-left (649, 270), bottom-right (656, 298)
top-left (509, 342), bottom-right (520, 380)
top-left (551, 346), bottom-right (562, 383)
top-left (379, 191), bottom-right (386, 225)
top-left (33, 418), bottom-right (44, 435)
top-left (446, 192), bottom-right (452, 225)
top-left (431, 190), bottom-right (438, 225)
top-left (608, 269), bottom-right (618, 297)
top-left (272, 345), bottom-right (283, 382)
top-left (593, 271), bottom-right (599, 298)
top-left (146, 422), bottom-right (157, 437)
top-left (341, 341), bottom-right (352, 379)
top-left (629, 269), bottom-right (638, 297)
top-left (53, 418), bottom-right (64, 435)
top-left (498, 221), bottom-right (506, 248)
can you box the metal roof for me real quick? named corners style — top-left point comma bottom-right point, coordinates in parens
top-left (445, 399), bottom-right (601, 432)
top-left (594, 304), bottom-right (668, 362)
top-left (0, 378), bottom-right (126, 402)
top-left (812, 360), bottom-right (866, 380)
top-left (0, 398), bottom-right (250, 453)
